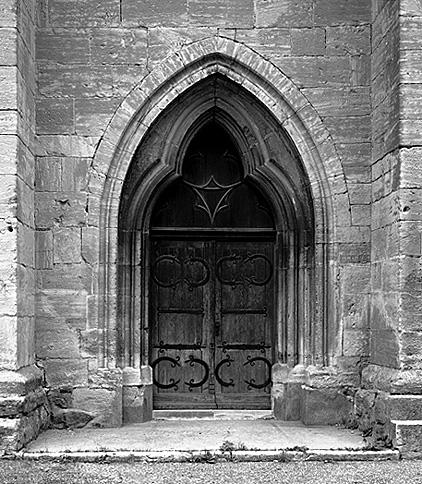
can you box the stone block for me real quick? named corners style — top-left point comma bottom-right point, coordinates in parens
top-left (17, 222), bottom-right (34, 268)
top-left (343, 293), bottom-right (369, 329)
top-left (122, 0), bottom-right (188, 27)
top-left (48, 0), bottom-right (120, 27)
top-left (351, 54), bottom-right (371, 86)
top-left (351, 205), bottom-right (371, 226)
top-left (0, 27), bottom-right (17, 65)
top-left (401, 17), bottom-right (422, 51)
top-left (390, 395), bottom-right (422, 420)
top-left (75, 98), bottom-right (120, 136)
top-left (189, 0), bottom-right (253, 28)
top-left (123, 384), bottom-right (152, 423)
top-left (0, 110), bottom-right (18, 135)
top-left (394, 422), bottom-right (422, 458)
top-left (38, 64), bottom-right (114, 98)
top-left (272, 382), bottom-right (302, 421)
top-left (61, 157), bottom-right (89, 191)
top-left (303, 87), bottom-right (370, 117)
top-left (325, 116), bottom-right (371, 143)
top-left (0, 66), bottom-right (17, 110)
top-left (400, 148), bottom-right (422, 189)
top-left (370, 329), bottom-right (400, 368)
top-left (233, 28), bottom-right (291, 61)
top-left (300, 386), bottom-right (353, 425)
top-left (342, 265), bottom-right (371, 293)
top-left (81, 227), bottom-right (99, 265)
top-left (338, 243), bottom-right (370, 264)
top-left (0, 366), bottom-right (43, 396)
top-left (343, 328), bottom-right (369, 357)
top-left (53, 228), bottom-right (81, 264)
top-left (35, 157), bottom-right (61, 192)
top-left (255, 0), bottom-right (313, 28)
top-left (35, 192), bottom-right (87, 228)
top-left (36, 28), bottom-right (90, 64)
top-left (36, 290), bottom-right (87, 320)
top-left (51, 407), bottom-right (93, 429)
top-left (44, 358), bottom-right (88, 387)
top-left (314, 0), bottom-right (371, 26)
top-left (326, 25), bottom-right (371, 56)
top-left (276, 56), bottom-right (352, 88)
top-left (35, 230), bottom-right (53, 269)
top-left (73, 386), bottom-right (122, 427)
top-left (35, 98), bottom-right (74, 135)
top-left (90, 28), bottom-right (147, 65)
top-left (0, 0), bottom-right (17, 28)
top-left (0, 317), bottom-right (18, 369)
top-left (337, 142), bottom-right (371, 182)
top-left (37, 264), bottom-right (92, 292)
top-left (36, 325), bottom-right (80, 359)
top-left (290, 28), bottom-right (325, 56)
top-left (35, 135), bottom-right (99, 158)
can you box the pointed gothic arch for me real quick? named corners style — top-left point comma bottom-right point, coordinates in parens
top-left (89, 37), bottom-right (348, 420)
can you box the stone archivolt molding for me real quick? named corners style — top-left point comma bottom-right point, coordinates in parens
top-left (89, 36), bottom-right (348, 377)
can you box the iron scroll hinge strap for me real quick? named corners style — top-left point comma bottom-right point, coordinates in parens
top-left (243, 356), bottom-right (272, 390)
top-left (214, 355), bottom-right (235, 387)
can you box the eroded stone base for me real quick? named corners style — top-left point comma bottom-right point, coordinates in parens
top-left (0, 366), bottom-right (49, 451)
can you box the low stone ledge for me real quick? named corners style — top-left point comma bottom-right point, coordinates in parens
top-left (14, 449), bottom-right (400, 463)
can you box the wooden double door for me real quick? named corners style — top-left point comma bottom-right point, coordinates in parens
top-left (150, 237), bottom-right (275, 409)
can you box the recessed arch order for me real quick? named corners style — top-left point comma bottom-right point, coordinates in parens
top-left (91, 37), bottom-right (347, 396)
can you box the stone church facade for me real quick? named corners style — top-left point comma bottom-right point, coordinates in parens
top-left (1, 0), bottom-right (422, 457)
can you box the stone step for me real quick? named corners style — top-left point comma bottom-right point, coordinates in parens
top-left (153, 409), bottom-right (273, 420)
top-left (389, 395), bottom-right (422, 420)
top-left (391, 420), bottom-right (422, 457)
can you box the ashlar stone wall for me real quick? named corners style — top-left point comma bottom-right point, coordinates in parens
top-left (2, 0), bottom-right (422, 456)
top-left (33, 0), bottom-right (373, 431)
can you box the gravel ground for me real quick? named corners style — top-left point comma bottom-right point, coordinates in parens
top-left (1, 460), bottom-right (422, 484)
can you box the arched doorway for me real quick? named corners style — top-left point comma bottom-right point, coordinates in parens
top-left (116, 71), bottom-right (320, 421)
top-left (149, 122), bottom-right (276, 409)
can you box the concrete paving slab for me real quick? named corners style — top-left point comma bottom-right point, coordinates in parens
top-left (26, 419), bottom-right (366, 454)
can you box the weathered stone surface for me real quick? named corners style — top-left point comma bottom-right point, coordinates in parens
top-left (255, 0), bottom-right (313, 28)
top-left (326, 25), bottom-right (371, 56)
top-left (53, 228), bottom-right (82, 264)
top-left (0, 67), bottom-right (18, 110)
top-left (277, 56), bottom-right (352, 88)
top-left (235, 28), bottom-right (291, 60)
top-left (51, 406), bottom-right (94, 429)
top-left (90, 28), bottom-right (147, 65)
top-left (75, 98), bottom-right (120, 136)
top-left (36, 29), bottom-right (90, 64)
top-left (73, 387), bottom-right (122, 427)
top-left (189, 0), bottom-right (254, 28)
top-left (301, 386), bottom-right (353, 425)
top-left (48, 0), bottom-right (120, 27)
top-left (35, 192), bottom-right (87, 228)
top-left (122, 0), bottom-right (188, 27)
top-left (0, 27), bottom-right (17, 65)
top-left (314, 0), bottom-right (371, 26)
top-left (43, 359), bottom-right (88, 387)
top-left (303, 87), bottom-right (370, 117)
top-left (123, 385), bottom-right (152, 424)
top-left (35, 98), bottom-right (74, 135)
top-left (291, 28), bottom-right (325, 56)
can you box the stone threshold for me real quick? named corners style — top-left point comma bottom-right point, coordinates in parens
top-left (152, 409), bottom-right (273, 420)
top-left (13, 449), bottom-right (400, 463)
